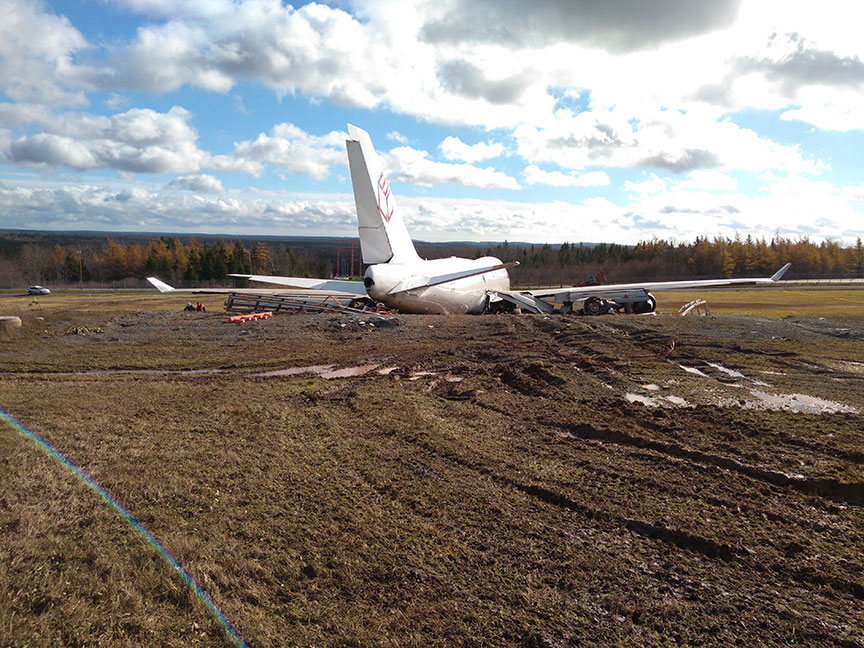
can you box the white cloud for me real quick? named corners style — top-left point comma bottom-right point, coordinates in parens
top-left (779, 86), bottom-right (864, 131)
top-left (4, 0), bottom-right (864, 135)
top-left (523, 165), bottom-right (609, 187)
top-left (618, 174), bottom-right (864, 243)
top-left (169, 174), bottom-right (225, 193)
top-left (515, 108), bottom-right (823, 176)
top-left (385, 146), bottom-right (520, 189)
top-left (386, 131), bottom-right (409, 144)
top-left (104, 94), bottom-right (130, 110)
top-left (419, 0), bottom-right (742, 53)
top-left (0, 0), bottom-right (88, 106)
top-left (228, 123), bottom-right (345, 179)
top-left (0, 178), bottom-right (358, 235)
top-left (624, 174), bottom-right (667, 195)
top-left (439, 136), bottom-right (504, 162)
top-left (681, 171), bottom-right (739, 192)
top-left (108, 1), bottom-right (385, 108)
top-left (3, 109), bottom-right (347, 180)
top-left (0, 102), bottom-right (50, 127)
top-left (9, 133), bottom-right (99, 170)
top-left (842, 183), bottom-right (864, 202)
top-left (1, 0), bottom-right (863, 247)
top-left (2, 173), bottom-right (862, 245)
top-left (8, 106), bottom-right (207, 173)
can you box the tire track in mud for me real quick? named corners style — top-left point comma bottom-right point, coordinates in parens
top-left (771, 430), bottom-right (864, 465)
top-left (461, 360), bottom-right (861, 534)
top-left (545, 442), bottom-right (854, 541)
top-left (545, 419), bottom-right (864, 506)
top-left (517, 317), bottom-right (645, 368)
top-left (390, 429), bottom-right (864, 606)
top-left (488, 349), bottom-right (864, 472)
top-left (629, 379), bottom-right (864, 467)
top-left (349, 426), bottom-right (864, 643)
top-left (398, 433), bottom-right (745, 563)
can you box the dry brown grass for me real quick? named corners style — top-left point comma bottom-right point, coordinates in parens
top-left (1, 289), bottom-right (863, 646)
top-left (657, 285), bottom-right (864, 317)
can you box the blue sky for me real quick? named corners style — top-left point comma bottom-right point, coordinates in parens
top-left (1, 0), bottom-right (863, 244)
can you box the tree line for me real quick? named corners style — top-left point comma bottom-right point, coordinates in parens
top-left (1, 232), bottom-right (862, 289)
top-left (489, 235), bottom-right (864, 286)
top-left (0, 236), bottom-right (332, 288)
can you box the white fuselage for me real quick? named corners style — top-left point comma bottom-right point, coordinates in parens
top-left (364, 256), bottom-right (510, 314)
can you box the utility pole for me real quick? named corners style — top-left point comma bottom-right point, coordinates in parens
top-left (77, 249), bottom-right (83, 291)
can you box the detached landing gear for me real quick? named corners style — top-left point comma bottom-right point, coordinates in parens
top-left (582, 296), bottom-right (607, 316)
top-left (571, 292), bottom-right (656, 316)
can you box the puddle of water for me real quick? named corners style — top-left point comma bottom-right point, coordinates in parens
top-left (706, 362), bottom-right (770, 386)
top-left (626, 393), bottom-right (661, 407)
top-left (680, 365), bottom-right (709, 377)
top-left (664, 395), bottom-right (692, 407)
top-left (256, 365), bottom-right (334, 377)
top-left (627, 392), bottom-right (692, 408)
top-left (320, 364), bottom-right (380, 379)
top-left (747, 390), bottom-right (858, 414)
top-left (409, 371), bottom-right (436, 381)
top-left (377, 366), bottom-right (400, 375)
top-left (255, 364), bottom-right (380, 379)
top-left (706, 362), bottom-right (745, 379)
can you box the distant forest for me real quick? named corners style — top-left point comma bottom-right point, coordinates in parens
top-left (1, 229), bottom-right (862, 289)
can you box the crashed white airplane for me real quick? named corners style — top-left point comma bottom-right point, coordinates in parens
top-left (150, 124), bottom-right (790, 315)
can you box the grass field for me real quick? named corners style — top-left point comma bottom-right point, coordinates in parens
top-left (658, 285), bottom-right (864, 317)
top-left (1, 287), bottom-right (863, 646)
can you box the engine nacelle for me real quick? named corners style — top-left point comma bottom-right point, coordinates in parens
top-left (631, 293), bottom-right (657, 314)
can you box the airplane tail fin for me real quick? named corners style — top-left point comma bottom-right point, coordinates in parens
top-left (346, 124), bottom-right (420, 265)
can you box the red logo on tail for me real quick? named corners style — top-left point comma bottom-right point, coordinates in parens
top-left (377, 171), bottom-right (393, 223)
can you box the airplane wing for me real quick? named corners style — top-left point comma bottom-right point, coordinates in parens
top-left (227, 273), bottom-right (367, 295)
top-left (493, 263), bottom-right (791, 314)
top-left (524, 262), bottom-right (792, 299)
top-left (147, 276), bottom-right (366, 298)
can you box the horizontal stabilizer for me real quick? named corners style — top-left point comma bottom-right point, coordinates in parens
top-left (229, 273), bottom-right (367, 296)
top-left (147, 277), bottom-right (175, 293)
top-left (388, 261), bottom-right (519, 295)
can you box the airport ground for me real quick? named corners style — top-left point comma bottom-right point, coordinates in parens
top-left (1, 286), bottom-right (863, 647)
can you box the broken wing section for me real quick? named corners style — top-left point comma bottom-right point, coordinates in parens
top-left (493, 264), bottom-right (792, 314)
top-left (228, 274), bottom-right (367, 295)
top-left (525, 263), bottom-right (791, 299)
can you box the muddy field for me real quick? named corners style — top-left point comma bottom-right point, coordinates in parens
top-left (1, 293), bottom-right (864, 647)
